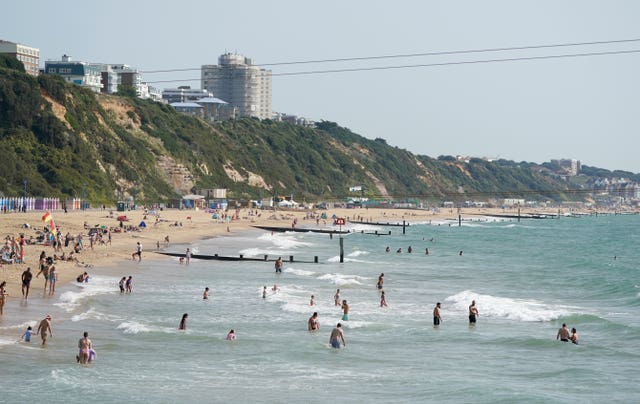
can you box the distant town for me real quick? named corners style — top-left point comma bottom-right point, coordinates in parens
top-left (1, 39), bottom-right (313, 127)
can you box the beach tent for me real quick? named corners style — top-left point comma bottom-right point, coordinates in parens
top-left (277, 200), bottom-right (299, 208)
top-left (139, 221), bottom-right (147, 228)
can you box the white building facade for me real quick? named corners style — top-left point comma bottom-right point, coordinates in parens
top-left (201, 53), bottom-right (272, 120)
top-left (0, 39), bottom-right (40, 76)
top-left (45, 55), bottom-right (102, 92)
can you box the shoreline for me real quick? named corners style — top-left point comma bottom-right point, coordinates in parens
top-left (1, 206), bottom-right (632, 327)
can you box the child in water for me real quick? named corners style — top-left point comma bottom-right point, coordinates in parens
top-left (21, 326), bottom-right (33, 342)
top-left (226, 329), bottom-right (236, 340)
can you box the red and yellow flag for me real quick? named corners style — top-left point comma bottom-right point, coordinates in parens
top-left (42, 211), bottom-right (52, 223)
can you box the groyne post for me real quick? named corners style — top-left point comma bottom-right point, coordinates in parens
top-left (403, 220), bottom-right (406, 234)
top-left (339, 237), bottom-right (344, 263)
top-left (458, 215), bottom-right (462, 227)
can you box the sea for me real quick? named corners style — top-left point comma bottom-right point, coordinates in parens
top-left (1, 214), bottom-right (639, 403)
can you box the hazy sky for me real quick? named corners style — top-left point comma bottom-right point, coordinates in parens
top-left (3, 1), bottom-right (639, 173)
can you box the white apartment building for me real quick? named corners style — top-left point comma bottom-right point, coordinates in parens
top-left (201, 53), bottom-right (272, 120)
top-left (0, 39), bottom-right (40, 76)
top-left (45, 55), bottom-right (102, 93)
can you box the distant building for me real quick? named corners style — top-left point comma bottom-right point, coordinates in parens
top-left (196, 97), bottom-right (236, 122)
top-left (201, 53), bottom-right (272, 120)
top-left (45, 55), bottom-right (102, 92)
top-left (0, 39), bottom-right (40, 76)
top-left (162, 86), bottom-right (212, 103)
top-left (272, 112), bottom-right (315, 127)
top-left (91, 63), bottom-right (149, 97)
top-left (169, 102), bottom-right (204, 118)
top-left (551, 159), bottom-right (581, 176)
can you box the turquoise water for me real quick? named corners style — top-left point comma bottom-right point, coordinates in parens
top-left (1, 215), bottom-right (639, 403)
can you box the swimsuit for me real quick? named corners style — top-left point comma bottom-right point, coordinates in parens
top-left (342, 314), bottom-right (349, 321)
top-left (331, 338), bottom-right (341, 348)
top-left (434, 317), bottom-right (440, 325)
top-left (469, 314), bottom-right (476, 323)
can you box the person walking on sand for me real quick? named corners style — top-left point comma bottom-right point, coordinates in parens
top-left (329, 323), bottom-right (345, 349)
top-left (557, 323), bottom-right (570, 342)
top-left (334, 289), bottom-right (341, 306)
top-left (380, 291), bottom-right (388, 307)
top-left (21, 267), bottom-right (33, 299)
top-left (37, 314), bottom-right (53, 346)
top-left (48, 266), bottom-right (57, 295)
top-left (469, 300), bottom-right (479, 324)
top-left (132, 242), bottom-right (142, 262)
top-left (36, 263), bottom-right (50, 291)
top-left (178, 313), bottom-right (188, 330)
top-left (433, 302), bottom-right (442, 326)
top-left (308, 312), bottom-right (320, 332)
top-left (78, 331), bottom-right (93, 365)
top-left (341, 300), bottom-right (350, 321)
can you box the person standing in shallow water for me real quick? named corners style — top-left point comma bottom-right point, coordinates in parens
top-left (433, 302), bottom-right (442, 326)
top-left (329, 323), bottom-right (345, 349)
top-left (468, 300), bottom-right (478, 324)
top-left (557, 323), bottom-right (570, 342)
top-left (342, 300), bottom-right (349, 321)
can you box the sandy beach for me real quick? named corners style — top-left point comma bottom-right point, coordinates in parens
top-left (0, 204), bottom-right (604, 315)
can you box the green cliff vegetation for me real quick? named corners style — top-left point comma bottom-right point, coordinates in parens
top-left (0, 59), bottom-right (622, 205)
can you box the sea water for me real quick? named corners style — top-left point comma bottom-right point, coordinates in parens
top-left (1, 215), bottom-right (639, 403)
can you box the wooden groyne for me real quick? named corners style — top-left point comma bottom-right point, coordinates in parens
top-left (349, 221), bottom-right (409, 227)
top-left (156, 251), bottom-right (321, 264)
top-left (252, 225), bottom-right (349, 234)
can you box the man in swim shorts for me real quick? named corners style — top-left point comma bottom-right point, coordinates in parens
top-left (433, 302), bottom-right (442, 326)
top-left (37, 314), bottom-right (52, 346)
top-left (308, 312), bottom-right (319, 332)
top-left (557, 323), bottom-right (570, 342)
top-left (342, 300), bottom-right (349, 321)
top-left (78, 331), bottom-right (92, 364)
top-left (469, 300), bottom-right (479, 324)
top-left (21, 267), bottom-right (32, 299)
top-left (329, 323), bottom-right (345, 349)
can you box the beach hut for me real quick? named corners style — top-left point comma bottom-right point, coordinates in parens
top-left (182, 194), bottom-right (206, 209)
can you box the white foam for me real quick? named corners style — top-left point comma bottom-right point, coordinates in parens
top-left (116, 320), bottom-right (152, 334)
top-left (284, 268), bottom-right (316, 277)
top-left (444, 290), bottom-right (572, 322)
top-left (316, 273), bottom-right (368, 286)
top-left (347, 250), bottom-right (369, 257)
top-left (0, 320), bottom-right (38, 331)
top-left (326, 255), bottom-right (375, 264)
top-left (55, 275), bottom-right (120, 312)
top-left (0, 336), bottom-right (18, 346)
top-left (257, 232), bottom-right (313, 250)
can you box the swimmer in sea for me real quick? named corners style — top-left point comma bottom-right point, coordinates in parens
top-left (557, 323), bottom-right (570, 342)
top-left (380, 291), bottom-right (388, 307)
top-left (226, 329), bottom-right (236, 340)
top-left (272, 284), bottom-right (280, 292)
top-left (334, 289), bottom-right (341, 306)
top-left (329, 323), bottom-right (345, 349)
top-left (308, 312), bottom-right (319, 332)
top-left (178, 313), bottom-right (188, 330)
top-left (377, 273), bottom-right (384, 290)
top-left (77, 331), bottom-right (92, 364)
top-left (570, 328), bottom-right (579, 344)
top-left (468, 300), bottom-right (478, 324)
top-left (433, 302), bottom-right (442, 326)
top-left (262, 286), bottom-right (267, 299)
top-left (203, 287), bottom-right (210, 300)
top-left (341, 300), bottom-right (349, 321)
top-left (310, 294), bottom-right (315, 306)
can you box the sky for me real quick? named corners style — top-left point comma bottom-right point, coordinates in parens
top-left (3, 0), bottom-right (640, 173)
